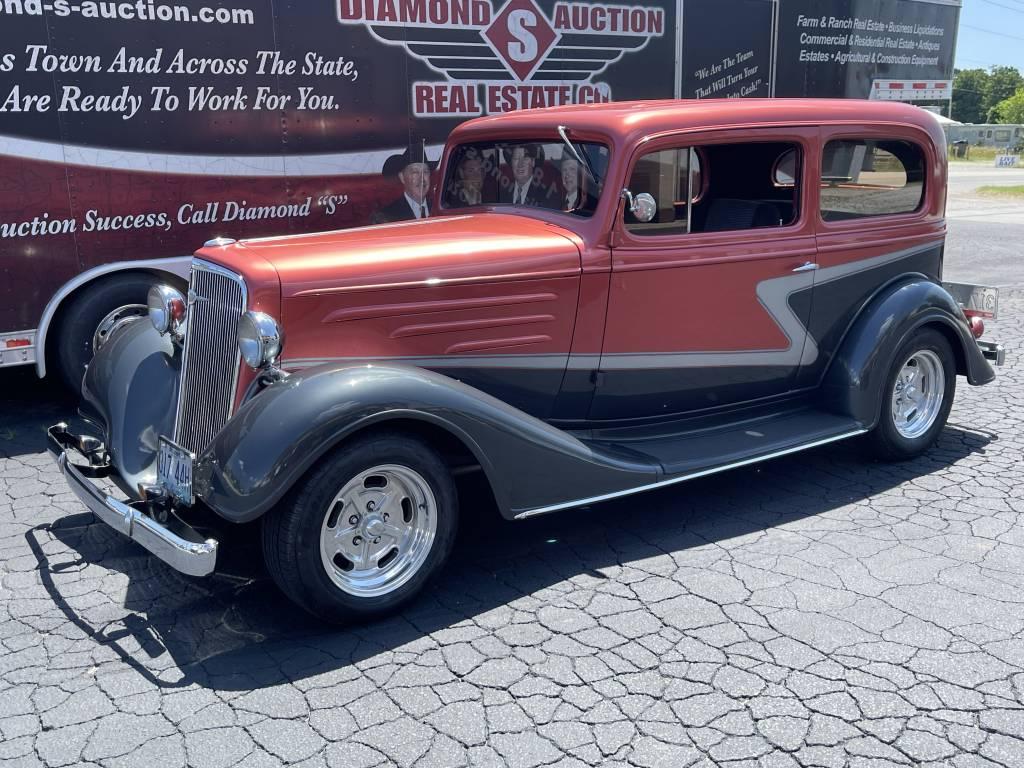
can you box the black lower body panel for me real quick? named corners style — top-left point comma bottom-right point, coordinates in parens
top-left (590, 408), bottom-right (865, 476)
top-left (514, 407), bottom-right (866, 518)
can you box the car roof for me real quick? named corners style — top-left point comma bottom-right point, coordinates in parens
top-left (450, 99), bottom-right (943, 145)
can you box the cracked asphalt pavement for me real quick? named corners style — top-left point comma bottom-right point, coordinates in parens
top-left (2, 178), bottom-right (1023, 767)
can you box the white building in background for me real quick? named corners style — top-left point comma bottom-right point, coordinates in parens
top-left (945, 124), bottom-right (1024, 148)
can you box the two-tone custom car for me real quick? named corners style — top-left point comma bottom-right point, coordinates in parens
top-left (49, 99), bottom-right (1004, 622)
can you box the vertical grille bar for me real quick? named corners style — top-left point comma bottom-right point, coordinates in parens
top-left (173, 261), bottom-right (247, 456)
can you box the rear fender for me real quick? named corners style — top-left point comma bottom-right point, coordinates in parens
top-left (194, 364), bottom-right (657, 523)
top-left (819, 278), bottom-right (995, 428)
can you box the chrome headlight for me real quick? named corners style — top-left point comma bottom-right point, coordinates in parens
top-left (238, 311), bottom-right (284, 369)
top-left (148, 284), bottom-right (186, 338)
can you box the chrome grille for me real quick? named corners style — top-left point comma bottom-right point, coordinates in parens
top-left (173, 260), bottom-right (246, 456)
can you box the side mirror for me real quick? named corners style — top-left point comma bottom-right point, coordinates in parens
top-left (621, 189), bottom-right (657, 223)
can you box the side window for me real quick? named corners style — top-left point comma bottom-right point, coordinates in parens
top-left (625, 148), bottom-right (702, 236)
top-left (625, 141), bottom-right (801, 237)
top-left (820, 140), bottom-right (925, 222)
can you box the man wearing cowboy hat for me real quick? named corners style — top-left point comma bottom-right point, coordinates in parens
top-left (371, 141), bottom-right (436, 224)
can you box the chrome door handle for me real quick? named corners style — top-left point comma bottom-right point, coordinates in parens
top-left (792, 262), bottom-right (818, 273)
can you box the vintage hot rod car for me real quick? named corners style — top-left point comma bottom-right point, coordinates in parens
top-left (49, 99), bottom-right (1004, 622)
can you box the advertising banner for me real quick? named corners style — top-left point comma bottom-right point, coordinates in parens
top-left (773, 0), bottom-right (958, 99)
top-left (0, 0), bottom-right (961, 334)
top-left (681, 0), bottom-right (775, 100)
top-left (0, 0), bottom-right (676, 329)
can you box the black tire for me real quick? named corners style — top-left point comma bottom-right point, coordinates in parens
top-left (866, 327), bottom-right (956, 462)
top-left (54, 274), bottom-right (155, 394)
top-left (261, 431), bottom-right (459, 624)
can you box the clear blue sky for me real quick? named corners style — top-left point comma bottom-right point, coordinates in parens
top-left (956, 0), bottom-right (1024, 71)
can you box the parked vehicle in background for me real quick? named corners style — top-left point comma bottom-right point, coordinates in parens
top-left (48, 99), bottom-right (1003, 622)
top-left (0, 0), bottom-right (963, 390)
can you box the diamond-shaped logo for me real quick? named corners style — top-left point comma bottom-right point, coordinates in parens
top-left (483, 0), bottom-right (559, 82)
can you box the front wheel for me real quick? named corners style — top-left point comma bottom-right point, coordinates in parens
top-left (262, 432), bottom-right (458, 623)
top-left (866, 328), bottom-right (956, 461)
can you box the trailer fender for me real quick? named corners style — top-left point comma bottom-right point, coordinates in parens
top-left (36, 256), bottom-right (191, 378)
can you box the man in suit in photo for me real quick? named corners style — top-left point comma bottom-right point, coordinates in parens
top-left (498, 143), bottom-right (557, 209)
top-left (559, 155), bottom-right (598, 215)
top-left (371, 142), bottom-right (436, 224)
top-left (454, 151), bottom-right (485, 206)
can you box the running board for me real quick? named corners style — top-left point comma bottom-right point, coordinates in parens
top-left (515, 411), bottom-right (866, 519)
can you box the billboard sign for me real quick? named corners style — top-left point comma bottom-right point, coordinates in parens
top-left (0, 0), bottom-right (962, 352)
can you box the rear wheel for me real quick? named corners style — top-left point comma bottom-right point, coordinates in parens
top-left (866, 328), bottom-right (956, 461)
top-left (53, 274), bottom-right (155, 394)
top-left (261, 432), bottom-right (458, 623)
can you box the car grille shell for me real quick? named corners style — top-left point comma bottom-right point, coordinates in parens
top-left (173, 260), bottom-right (247, 456)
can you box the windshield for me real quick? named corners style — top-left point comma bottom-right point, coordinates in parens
top-left (441, 140), bottom-right (609, 218)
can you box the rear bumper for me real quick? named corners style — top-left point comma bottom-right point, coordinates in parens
top-left (47, 423), bottom-right (218, 578)
top-left (978, 340), bottom-right (1006, 367)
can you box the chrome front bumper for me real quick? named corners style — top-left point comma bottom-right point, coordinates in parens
top-left (47, 424), bottom-right (218, 577)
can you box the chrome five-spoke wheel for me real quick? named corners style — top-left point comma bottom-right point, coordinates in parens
top-left (890, 349), bottom-right (945, 439)
top-left (262, 432), bottom-right (458, 623)
top-left (868, 328), bottom-right (955, 462)
top-left (319, 465), bottom-right (437, 598)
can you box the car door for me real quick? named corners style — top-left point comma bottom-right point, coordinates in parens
top-left (796, 126), bottom-right (944, 389)
top-left (589, 127), bottom-right (820, 421)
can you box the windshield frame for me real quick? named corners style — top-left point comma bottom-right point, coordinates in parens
top-left (437, 136), bottom-right (612, 220)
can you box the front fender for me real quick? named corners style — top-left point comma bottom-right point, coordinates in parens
top-left (81, 319), bottom-right (180, 493)
top-left (194, 363), bottom-right (657, 523)
top-left (819, 278), bottom-right (995, 428)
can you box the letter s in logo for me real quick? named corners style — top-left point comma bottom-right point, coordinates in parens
top-left (507, 9), bottom-right (539, 63)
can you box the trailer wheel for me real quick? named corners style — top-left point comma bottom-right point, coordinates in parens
top-left (262, 431), bottom-right (459, 624)
top-left (54, 274), bottom-right (154, 394)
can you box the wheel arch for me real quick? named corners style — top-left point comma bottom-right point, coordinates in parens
top-left (311, 415), bottom-right (502, 516)
top-left (919, 318), bottom-right (968, 379)
top-left (818, 277), bottom-right (994, 429)
top-left (37, 257), bottom-right (191, 378)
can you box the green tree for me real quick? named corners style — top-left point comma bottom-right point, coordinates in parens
top-left (953, 68), bottom-right (989, 123)
top-left (990, 86), bottom-right (1024, 124)
top-left (985, 66), bottom-right (1024, 122)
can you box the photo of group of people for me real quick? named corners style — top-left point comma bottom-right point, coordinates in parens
top-left (371, 139), bottom-right (609, 224)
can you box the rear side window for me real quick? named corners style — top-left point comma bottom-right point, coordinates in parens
top-left (625, 142), bottom-right (799, 237)
top-left (820, 140), bottom-right (925, 221)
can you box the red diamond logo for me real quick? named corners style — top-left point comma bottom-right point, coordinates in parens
top-left (483, 0), bottom-right (559, 82)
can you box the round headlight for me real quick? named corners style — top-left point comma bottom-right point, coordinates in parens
top-left (148, 285), bottom-right (186, 337)
top-left (238, 311), bottom-right (284, 370)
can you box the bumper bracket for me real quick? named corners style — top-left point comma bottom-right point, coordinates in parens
top-left (47, 424), bottom-right (218, 577)
top-left (978, 340), bottom-right (1006, 367)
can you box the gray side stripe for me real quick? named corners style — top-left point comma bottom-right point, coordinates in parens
top-left (282, 242), bottom-right (940, 373)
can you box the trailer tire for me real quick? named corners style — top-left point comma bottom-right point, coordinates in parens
top-left (54, 274), bottom-right (154, 395)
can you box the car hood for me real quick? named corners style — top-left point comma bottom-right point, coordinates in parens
top-left (225, 213), bottom-right (583, 298)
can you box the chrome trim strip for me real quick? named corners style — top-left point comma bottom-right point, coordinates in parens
top-left (282, 354), bottom-right (575, 371)
top-left (35, 256), bottom-right (192, 377)
top-left (513, 428), bottom-right (868, 519)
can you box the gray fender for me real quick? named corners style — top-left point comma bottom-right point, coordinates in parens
top-left (819, 278), bottom-right (995, 428)
top-left (81, 319), bottom-right (180, 492)
top-left (194, 364), bottom-right (658, 523)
